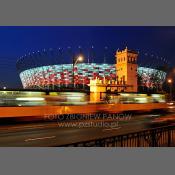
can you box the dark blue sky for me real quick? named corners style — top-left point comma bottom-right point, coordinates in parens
top-left (0, 26), bottom-right (175, 88)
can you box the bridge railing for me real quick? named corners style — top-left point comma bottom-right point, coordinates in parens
top-left (58, 125), bottom-right (175, 147)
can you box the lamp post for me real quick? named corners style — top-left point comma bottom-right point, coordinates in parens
top-left (72, 54), bottom-right (84, 88)
top-left (168, 78), bottom-right (173, 102)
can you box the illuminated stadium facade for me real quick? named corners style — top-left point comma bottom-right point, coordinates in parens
top-left (18, 63), bottom-right (166, 90)
top-left (19, 63), bottom-right (116, 88)
top-left (16, 48), bottom-right (167, 91)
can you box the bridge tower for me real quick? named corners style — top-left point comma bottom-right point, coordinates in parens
top-left (116, 47), bottom-right (138, 92)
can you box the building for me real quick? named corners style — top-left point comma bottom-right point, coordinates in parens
top-left (16, 48), bottom-right (167, 92)
top-left (116, 47), bottom-right (138, 92)
top-left (18, 63), bottom-right (116, 89)
top-left (90, 47), bottom-right (139, 92)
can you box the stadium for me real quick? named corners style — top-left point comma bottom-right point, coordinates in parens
top-left (16, 48), bottom-right (167, 91)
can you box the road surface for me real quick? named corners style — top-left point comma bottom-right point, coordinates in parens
top-left (0, 111), bottom-right (174, 146)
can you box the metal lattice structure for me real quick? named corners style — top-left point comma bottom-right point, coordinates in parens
top-left (18, 63), bottom-right (166, 90)
top-left (138, 67), bottom-right (166, 89)
top-left (19, 63), bottom-right (116, 89)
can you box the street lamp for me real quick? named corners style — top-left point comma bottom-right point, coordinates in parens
top-left (167, 78), bottom-right (173, 101)
top-left (168, 79), bottom-right (172, 84)
top-left (72, 54), bottom-right (84, 88)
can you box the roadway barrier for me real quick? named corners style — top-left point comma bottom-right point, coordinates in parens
top-left (58, 124), bottom-right (175, 147)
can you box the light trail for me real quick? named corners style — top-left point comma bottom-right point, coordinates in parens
top-left (24, 136), bottom-right (56, 142)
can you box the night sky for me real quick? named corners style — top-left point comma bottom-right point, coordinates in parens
top-left (0, 26), bottom-right (175, 88)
